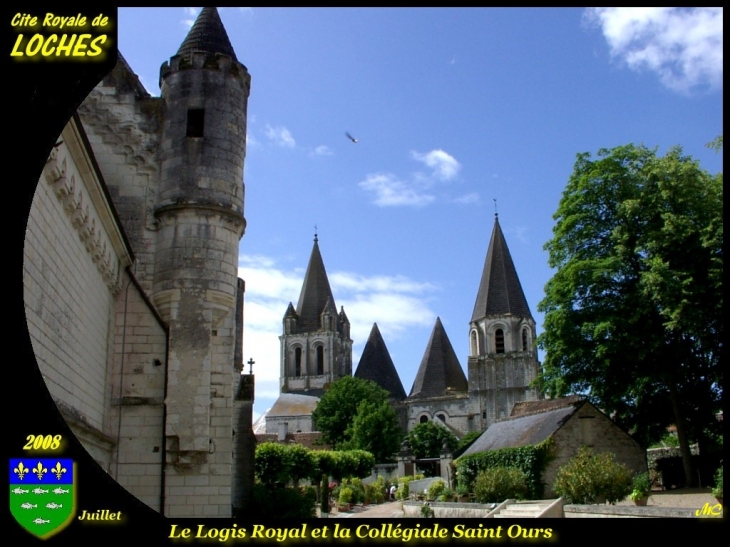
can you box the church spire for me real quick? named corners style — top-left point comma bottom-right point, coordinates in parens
top-left (295, 236), bottom-right (337, 332)
top-left (409, 318), bottom-right (468, 399)
top-left (471, 215), bottom-right (532, 321)
top-left (355, 323), bottom-right (407, 400)
top-left (177, 7), bottom-right (238, 62)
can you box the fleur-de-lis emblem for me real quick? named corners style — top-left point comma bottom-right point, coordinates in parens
top-left (51, 462), bottom-right (67, 480)
top-left (14, 462), bottom-right (29, 480)
top-left (32, 462), bottom-right (48, 480)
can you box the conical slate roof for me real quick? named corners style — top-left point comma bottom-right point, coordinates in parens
top-left (471, 215), bottom-right (532, 321)
top-left (355, 324), bottom-right (407, 400)
top-left (408, 318), bottom-right (468, 399)
top-left (295, 237), bottom-right (337, 333)
top-left (177, 7), bottom-right (238, 62)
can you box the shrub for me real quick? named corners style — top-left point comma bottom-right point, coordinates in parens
top-left (629, 472), bottom-right (651, 501)
top-left (338, 486), bottom-right (354, 505)
top-left (437, 487), bottom-right (454, 502)
top-left (420, 502), bottom-right (434, 518)
top-left (455, 481), bottom-right (470, 498)
top-left (367, 477), bottom-right (386, 504)
top-left (427, 479), bottom-right (446, 500)
top-left (473, 466), bottom-right (529, 503)
top-left (455, 439), bottom-right (553, 498)
top-left (712, 467), bottom-right (723, 499)
top-left (248, 484), bottom-right (316, 519)
top-left (395, 474), bottom-right (425, 500)
top-left (552, 446), bottom-right (633, 505)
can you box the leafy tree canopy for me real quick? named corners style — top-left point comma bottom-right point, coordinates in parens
top-left (405, 421), bottom-right (459, 460)
top-left (344, 400), bottom-right (404, 462)
top-left (312, 376), bottom-right (403, 459)
top-left (538, 141), bottom-right (723, 486)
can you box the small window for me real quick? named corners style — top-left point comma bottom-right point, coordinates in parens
top-left (420, 416), bottom-right (428, 424)
top-left (495, 329), bottom-right (505, 354)
top-left (316, 346), bottom-right (324, 375)
top-left (436, 414), bottom-right (446, 422)
top-left (187, 108), bottom-right (205, 137)
top-left (522, 329), bottom-right (528, 351)
top-left (294, 347), bottom-right (302, 377)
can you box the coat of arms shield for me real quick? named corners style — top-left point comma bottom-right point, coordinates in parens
top-left (10, 458), bottom-right (76, 539)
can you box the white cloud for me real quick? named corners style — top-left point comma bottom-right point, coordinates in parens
top-left (358, 173), bottom-right (435, 207)
top-left (453, 192), bottom-right (480, 205)
top-left (330, 272), bottom-right (437, 295)
top-left (311, 145), bottom-right (333, 156)
top-left (359, 149), bottom-right (467, 207)
top-left (585, 7), bottom-right (723, 93)
top-left (264, 124), bottom-right (296, 147)
top-left (410, 149), bottom-right (461, 181)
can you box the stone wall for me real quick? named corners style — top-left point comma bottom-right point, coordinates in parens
top-left (544, 404), bottom-right (646, 497)
top-left (24, 120), bottom-right (130, 467)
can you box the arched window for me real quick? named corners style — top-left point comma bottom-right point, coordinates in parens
top-left (420, 416), bottom-right (429, 424)
top-left (316, 345), bottom-right (324, 375)
top-left (436, 414), bottom-right (446, 422)
top-left (470, 330), bottom-right (479, 355)
top-left (522, 328), bottom-right (529, 351)
top-left (495, 329), bottom-right (505, 354)
top-left (294, 347), bottom-right (302, 376)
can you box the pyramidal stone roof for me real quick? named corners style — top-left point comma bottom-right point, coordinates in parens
top-left (354, 324), bottom-right (407, 400)
top-left (295, 237), bottom-right (337, 333)
top-left (408, 318), bottom-right (468, 399)
top-left (471, 214), bottom-right (532, 322)
top-left (177, 7), bottom-right (238, 62)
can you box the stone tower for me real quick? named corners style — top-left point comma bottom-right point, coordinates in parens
top-left (279, 235), bottom-right (352, 396)
top-left (152, 8), bottom-right (250, 517)
top-left (468, 214), bottom-right (541, 430)
top-left (405, 317), bottom-right (470, 432)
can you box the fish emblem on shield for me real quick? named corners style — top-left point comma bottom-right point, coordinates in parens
top-left (10, 459), bottom-right (75, 539)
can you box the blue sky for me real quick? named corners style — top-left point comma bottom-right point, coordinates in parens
top-left (117, 7), bottom-right (723, 423)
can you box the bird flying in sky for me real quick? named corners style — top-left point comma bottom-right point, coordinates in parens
top-left (345, 132), bottom-right (359, 143)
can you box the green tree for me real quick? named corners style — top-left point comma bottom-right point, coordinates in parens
top-left (345, 400), bottom-right (404, 462)
top-left (312, 376), bottom-right (401, 456)
top-left (405, 421), bottom-right (459, 459)
top-left (538, 142), bottom-right (723, 487)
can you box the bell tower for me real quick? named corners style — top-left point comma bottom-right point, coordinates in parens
top-left (279, 235), bottom-right (352, 396)
top-left (468, 214), bottom-right (541, 430)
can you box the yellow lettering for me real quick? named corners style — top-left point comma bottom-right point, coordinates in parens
top-left (41, 34), bottom-right (57, 56)
top-left (88, 35), bottom-right (107, 56)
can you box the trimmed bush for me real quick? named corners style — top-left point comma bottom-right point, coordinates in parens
top-left (427, 479), bottom-right (446, 500)
top-left (473, 466), bottom-right (529, 503)
top-left (455, 439), bottom-right (553, 499)
top-left (552, 446), bottom-right (632, 505)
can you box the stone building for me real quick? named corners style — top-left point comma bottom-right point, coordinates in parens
top-left (265, 235), bottom-right (353, 435)
top-left (460, 396), bottom-right (647, 497)
top-left (23, 8), bottom-right (254, 517)
top-left (265, 213), bottom-right (542, 438)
